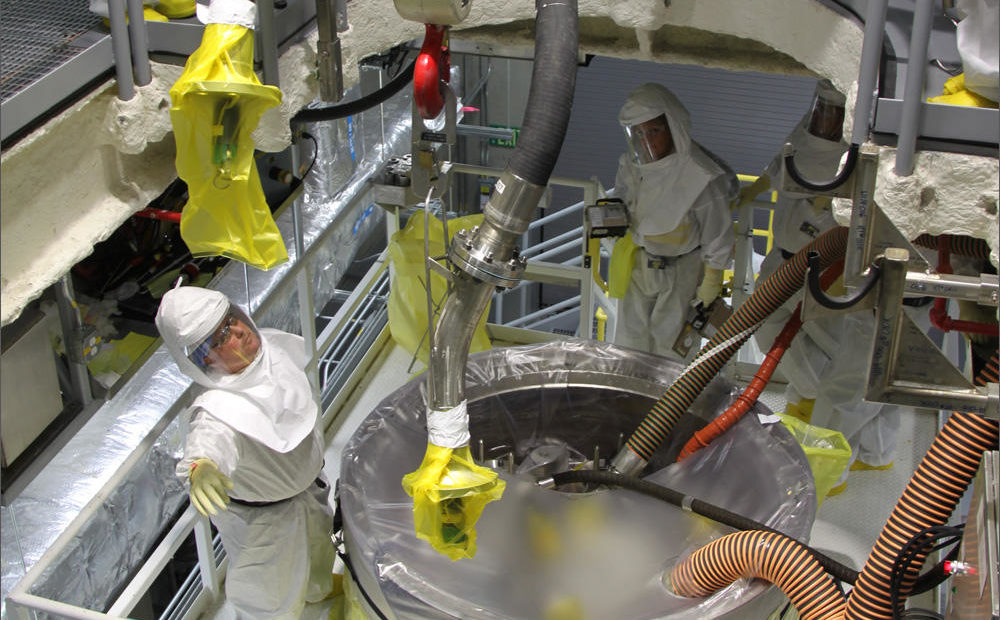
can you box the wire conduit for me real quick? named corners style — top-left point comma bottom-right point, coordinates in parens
top-left (612, 226), bottom-right (849, 473)
top-left (677, 258), bottom-right (846, 461)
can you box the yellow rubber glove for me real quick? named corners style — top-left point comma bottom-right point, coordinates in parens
top-left (696, 266), bottom-right (724, 306)
top-left (735, 173), bottom-right (771, 209)
top-left (188, 457), bottom-right (233, 516)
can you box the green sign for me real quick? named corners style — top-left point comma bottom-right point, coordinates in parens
top-left (489, 124), bottom-right (520, 148)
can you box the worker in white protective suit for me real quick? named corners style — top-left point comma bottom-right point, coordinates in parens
top-left (155, 286), bottom-right (335, 619)
top-left (742, 80), bottom-right (903, 492)
top-left (610, 83), bottom-right (737, 359)
top-left (929, 0), bottom-right (999, 106)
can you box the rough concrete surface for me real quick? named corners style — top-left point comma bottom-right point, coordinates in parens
top-left (2, 0), bottom-right (996, 325)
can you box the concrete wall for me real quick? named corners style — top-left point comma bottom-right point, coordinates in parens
top-left (2, 0), bottom-right (996, 325)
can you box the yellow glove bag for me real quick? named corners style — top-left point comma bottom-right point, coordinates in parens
top-left (386, 210), bottom-right (493, 364)
top-left (188, 457), bottom-right (234, 516)
top-left (401, 444), bottom-right (505, 560)
top-left (169, 23), bottom-right (287, 270)
top-left (608, 231), bottom-right (639, 299)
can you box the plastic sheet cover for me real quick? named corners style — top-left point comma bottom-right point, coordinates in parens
top-left (1, 79), bottom-right (413, 618)
top-left (340, 340), bottom-right (817, 620)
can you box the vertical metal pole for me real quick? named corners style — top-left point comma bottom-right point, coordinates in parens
top-left (866, 249), bottom-right (910, 404)
top-left (845, 144), bottom-right (880, 287)
top-left (125, 0), bottom-right (151, 86)
top-left (579, 182), bottom-right (598, 339)
top-left (193, 515), bottom-right (219, 593)
top-left (292, 140), bottom-right (319, 396)
top-left (256, 0), bottom-right (280, 87)
top-left (894, 0), bottom-right (934, 176)
top-left (107, 0), bottom-right (136, 100)
top-left (315, 0), bottom-right (344, 102)
top-left (851, 0), bottom-right (890, 145)
top-left (54, 277), bottom-right (93, 406)
top-left (243, 264), bottom-right (252, 313)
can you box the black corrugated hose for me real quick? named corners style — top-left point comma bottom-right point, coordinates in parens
top-left (506, 0), bottom-right (579, 187)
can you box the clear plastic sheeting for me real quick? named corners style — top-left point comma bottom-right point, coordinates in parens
top-left (1, 80), bottom-right (414, 618)
top-left (339, 340), bottom-right (817, 620)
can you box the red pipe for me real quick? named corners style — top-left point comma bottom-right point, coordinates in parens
top-left (414, 24), bottom-right (449, 120)
top-left (134, 208), bottom-right (182, 223)
top-left (677, 259), bottom-right (845, 461)
top-left (928, 235), bottom-right (998, 337)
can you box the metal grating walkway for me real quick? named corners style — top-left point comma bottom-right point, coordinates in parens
top-left (1, 0), bottom-right (103, 103)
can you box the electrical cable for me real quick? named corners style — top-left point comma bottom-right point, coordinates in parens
top-left (336, 548), bottom-right (390, 620)
top-left (889, 524), bottom-right (965, 620)
top-left (295, 131), bottom-right (319, 189)
top-left (290, 57), bottom-right (416, 125)
top-left (551, 469), bottom-right (860, 585)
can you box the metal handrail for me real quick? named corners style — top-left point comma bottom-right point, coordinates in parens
top-left (3, 169), bottom-right (600, 620)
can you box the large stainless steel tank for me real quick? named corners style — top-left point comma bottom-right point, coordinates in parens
top-left (339, 340), bottom-right (816, 619)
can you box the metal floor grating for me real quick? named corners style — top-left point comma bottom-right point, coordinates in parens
top-left (1, 0), bottom-right (103, 102)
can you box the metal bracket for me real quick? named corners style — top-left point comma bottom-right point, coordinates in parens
top-left (866, 248), bottom-right (997, 418)
top-left (425, 255), bottom-right (454, 282)
top-left (410, 86), bottom-right (457, 203)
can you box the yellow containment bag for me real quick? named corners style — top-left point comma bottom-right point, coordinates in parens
top-left (386, 210), bottom-right (492, 364)
top-left (169, 23), bottom-right (287, 270)
top-left (608, 231), bottom-right (639, 299)
top-left (777, 413), bottom-right (852, 507)
top-left (401, 443), bottom-right (505, 560)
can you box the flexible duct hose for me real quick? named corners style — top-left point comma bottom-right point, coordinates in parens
top-left (620, 227), bottom-right (849, 464)
top-left (670, 354), bottom-right (999, 619)
top-left (506, 0), bottom-right (578, 186)
top-left (552, 469), bottom-right (859, 585)
top-left (912, 233), bottom-right (992, 262)
top-left (845, 358), bottom-right (999, 620)
top-left (671, 530), bottom-right (846, 620)
top-left (677, 259), bottom-right (846, 461)
top-left (427, 0), bottom-right (577, 410)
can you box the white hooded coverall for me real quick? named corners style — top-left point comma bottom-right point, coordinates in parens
top-left (612, 83), bottom-right (736, 359)
top-left (156, 287), bottom-right (335, 619)
top-left (752, 111), bottom-right (902, 472)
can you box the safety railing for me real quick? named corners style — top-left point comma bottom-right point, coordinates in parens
top-left (447, 162), bottom-right (605, 338)
top-left (4, 165), bottom-right (778, 620)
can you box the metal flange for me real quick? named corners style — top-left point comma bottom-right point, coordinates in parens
top-left (449, 227), bottom-right (526, 288)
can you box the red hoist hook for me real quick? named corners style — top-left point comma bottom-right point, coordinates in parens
top-left (414, 23), bottom-right (450, 120)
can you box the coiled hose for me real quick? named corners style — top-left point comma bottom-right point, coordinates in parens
top-left (671, 529), bottom-right (846, 620)
top-left (669, 354), bottom-right (1000, 620)
top-left (621, 226), bottom-right (849, 463)
top-left (505, 0), bottom-right (578, 186)
top-left (846, 355), bottom-right (999, 620)
top-left (552, 469), bottom-right (859, 585)
top-left (912, 233), bottom-right (992, 262)
top-left (677, 258), bottom-right (845, 461)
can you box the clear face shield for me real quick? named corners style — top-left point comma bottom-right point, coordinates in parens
top-left (183, 304), bottom-right (261, 376)
top-left (806, 91), bottom-right (846, 142)
top-left (624, 114), bottom-right (675, 164)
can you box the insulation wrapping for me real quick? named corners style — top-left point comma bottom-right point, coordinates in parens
top-left (1, 79), bottom-right (412, 618)
top-left (339, 340), bottom-right (817, 619)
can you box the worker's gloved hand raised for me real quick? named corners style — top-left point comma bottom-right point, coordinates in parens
top-left (188, 458), bottom-right (233, 516)
top-left (696, 266), bottom-right (725, 306)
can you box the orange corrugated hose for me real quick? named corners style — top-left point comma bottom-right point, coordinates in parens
top-left (676, 259), bottom-right (845, 462)
top-left (845, 353), bottom-right (998, 619)
top-left (621, 227), bottom-right (849, 463)
top-left (671, 352), bottom-right (1000, 620)
top-left (671, 530), bottom-right (846, 620)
